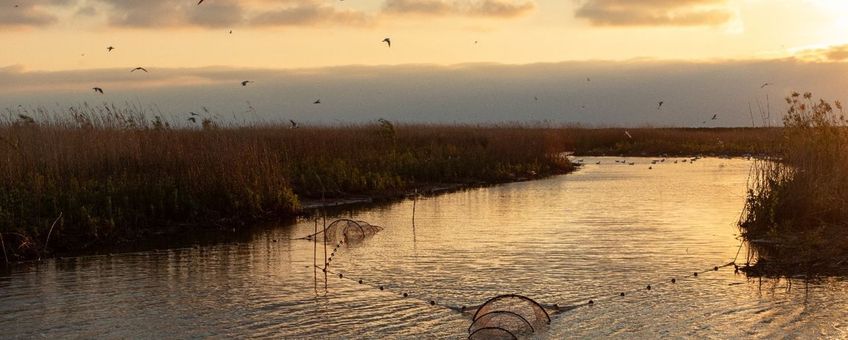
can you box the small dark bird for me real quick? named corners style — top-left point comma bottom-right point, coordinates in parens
top-left (241, 80), bottom-right (252, 86)
top-left (382, 38), bottom-right (391, 47)
top-left (711, 114), bottom-right (718, 120)
top-left (760, 82), bottom-right (771, 88)
top-left (188, 117), bottom-right (197, 123)
top-left (189, 112), bottom-right (199, 116)
top-left (228, 30), bottom-right (233, 34)
top-left (657, 101), bottom-right (664, 110)
top-left (92, 87), bottom-right (104, 94)
top-left (289, 120), bottom-right (298, 129)
top-left (586, 77), bottom-right (591, 82)
top-left (534, 96), bottom-right (538, 101)
top-left (17, 114), bottom-right (34, 124)
top-left (131, 67), bottom-right (148, 73)
top-left (106, 46), bottom-right (114, 52)
top-left (197, 0), bottom-right (204, 4)
top-left (313, 99), bottom-right (321, 104)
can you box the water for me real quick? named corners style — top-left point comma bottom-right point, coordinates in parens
top-left (2, 157), bottom-right (847, 339)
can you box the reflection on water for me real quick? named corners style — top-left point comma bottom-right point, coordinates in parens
top-left (1, 157), bottom-right (847, 338)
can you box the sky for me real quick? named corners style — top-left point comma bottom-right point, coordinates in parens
top-left (2, 0), bottom-right (848, 126)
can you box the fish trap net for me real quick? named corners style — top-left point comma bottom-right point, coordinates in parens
top-left (302, 219), bottom-right (383, 244)
top-left (468, 294), bottom-right (550, 339)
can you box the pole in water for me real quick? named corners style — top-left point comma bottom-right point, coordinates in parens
top-left (313, 219), bottom-right (318, 294)
top-left (323, 216), bottom-right (328, 291)
top-left (412, 189), bottom-right (417, 243)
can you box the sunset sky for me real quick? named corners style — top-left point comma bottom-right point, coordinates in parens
top-left (2, 0), bottom-right (848, 126)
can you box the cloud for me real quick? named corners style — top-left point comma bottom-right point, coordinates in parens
top-left (795, 44), bottom-right (848, 62)
top-left (0, 0), bottom-right (72, 28)
top-left (86, 0), bottom-right (370, 28)
top-left (249, 4), bottom-right (371, 27)
top-left (382, 0), bottom-right (535, 18)
top-left (75, 5), bottom-right (98, 17)
top-left (574, 0), bottom-right (734, 27)
top-left (4, 60), bottom-right (848, 127)
top-left (95, 0), bottom-right (243, 28)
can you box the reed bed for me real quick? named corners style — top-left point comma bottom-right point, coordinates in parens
top-left (0, 105), bottom-right (573, 259)
top-left (739, 92), bottom-right (848, 275)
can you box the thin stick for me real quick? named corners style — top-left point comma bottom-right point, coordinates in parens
top-left (43, 212), bottom-right (63, 258)
top-left (748, 102), bottom-right (756, 128)
top-left (313, 219), bottom-right (318, 295)
top-left (0, 232), bottom-right (8, 265)
top-left (412, 189), bottom-right (417, 242)
top-left (323, 215), bottom-right (328, 292)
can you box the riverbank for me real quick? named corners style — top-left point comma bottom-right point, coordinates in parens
top-left (739, 92), bottom-right (848, 276)
top-left (0, 109), bottom-right (575, 262)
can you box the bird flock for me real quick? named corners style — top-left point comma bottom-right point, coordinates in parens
top-left (52, 0), bottom-right (400, 128)
top-left (11, 1), bottom-right (776, 128)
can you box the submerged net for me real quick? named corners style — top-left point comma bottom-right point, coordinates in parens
top-left (469, 311), bottom-right (535, 335)
top-left (468, 327), bottom-right (518, 340)
top-left (302, 219), bottom-right (383, 244)
top-left (469, 294), bottom-right (550, 338)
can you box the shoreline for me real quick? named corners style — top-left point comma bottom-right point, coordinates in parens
top-left (1, 170), bottom-right (572, 267)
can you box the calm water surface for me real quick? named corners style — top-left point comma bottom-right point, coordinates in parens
top-left (2, 157), bottom-right (847, 339)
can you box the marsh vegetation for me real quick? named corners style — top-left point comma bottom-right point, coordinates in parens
top-left (740, 92), bottom-right (848, 275)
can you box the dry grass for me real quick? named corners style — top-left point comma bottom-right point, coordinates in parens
top-left (0, 105), bottom-right (573, 259)
top-left (739, 92), bottom-right (848, 275)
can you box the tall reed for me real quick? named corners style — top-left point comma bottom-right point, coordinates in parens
top-left (739, 92), bottom-right (848, 273)
top-left (0, 105), bottom-right (573, 258)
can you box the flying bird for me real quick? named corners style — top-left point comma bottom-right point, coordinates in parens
top-left (188, 117), bottom-right (197, 123)
top-left (657, 101), bottom-right (664, 110)
top-left (241, 80), bottom-right (253, 86)
top-left (711, 114), bottom-right (718, 120)
top-left (313, 99), bottom-right (321, 104)
top-left (534, 96), bottom-right (538, 101)
top-left (189, 112), bottom-right (199, 116)
top-left (131, 67), bottom-right (148, 73)
top-left (106, 46), bottom-right (115, 52)
top-left (92, 87), bottom-right (104, 94)
top-left (289, 120), bottom-right (299, 129)
top-left (197, 0), bottom-right (204, 5)
top-left (625, 130), bottom-right (632, 139)
top-left (382, 38), bottom-right (391, 47)
top-left (760, 82), bottom-right (771, 88)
